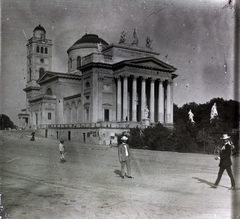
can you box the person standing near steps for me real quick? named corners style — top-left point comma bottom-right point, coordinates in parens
top-left (212, 134), bottom-right (235, 190)
top-left (118, 136), bottom-right (132, 179)
top-left (59, 140), bottom-right (66, 162)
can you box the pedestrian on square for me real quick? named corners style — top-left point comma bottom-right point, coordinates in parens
top-left (212, 134), bottom-right (235, 190)
top-left (109, 139), bottom-right (112, 148)
top-left (59, 140), bottom-right (66, 162)
top-left (118, 136), bottom-right (132, 179)
top-left (30, 132), bottom-right (35, 141)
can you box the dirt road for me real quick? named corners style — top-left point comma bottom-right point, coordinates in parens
top-left (0, 130), bottom-right (239, 219)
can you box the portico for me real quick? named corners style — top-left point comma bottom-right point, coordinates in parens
top-left (113, 57), bottom-right (177, 125)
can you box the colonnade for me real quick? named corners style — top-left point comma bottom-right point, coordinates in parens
top-left (116, 75), bottom-right (173, 124)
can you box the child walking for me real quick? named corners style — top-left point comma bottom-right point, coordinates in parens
top-left (59, 140), bottom-right (66, 162)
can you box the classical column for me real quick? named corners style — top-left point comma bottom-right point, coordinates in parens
top-left (117, 76), bottom-right (122, 121)
top-left (170, 81), bottom-right (174, 124)
top-left (158, 80), bottom-right (164, 123)
top-left (141, 77), bottom-right (146, 120)
top-left (123, 75), bottom-right (128, 121)
top-left (132, 76), bottom-right (137, 122)
top-left (150, 78), bottom-right (155, 123)
top-left (166, 81), bottom-right (172, 123)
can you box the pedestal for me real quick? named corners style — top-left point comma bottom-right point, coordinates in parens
top-left (142, 118), bottom-right (150, 127)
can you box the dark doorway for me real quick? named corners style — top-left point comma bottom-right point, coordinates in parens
top-left (56, 131), bottom-right (58, 140)
top-left (68, 131), bottom-right (71, 141)
top-left (83, 133), bottom-right (86, 142)
top-left (104, 109), bottom-right (109, 121)
top-left (45, 129), bottom-right (48, 138)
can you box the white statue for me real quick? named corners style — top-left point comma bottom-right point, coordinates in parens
top-left (144, 105), bottom-right (149, 119)
top-left (210, 103), bottom-right (218, 120)
top-left (97, 42), bottom-right (102, 52)
top-left (188, 109), bottom-right (195, 123)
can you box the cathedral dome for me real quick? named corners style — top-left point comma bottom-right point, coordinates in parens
top-left (67, 33), bottom-right (108, 53)
top-left (33, 24), bottom-right (46, 33)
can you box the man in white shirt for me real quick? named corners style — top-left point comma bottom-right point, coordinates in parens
top-left (59, 140), bottom-right (66, 162)
top-left (118, 136), bottom-right (132, 179)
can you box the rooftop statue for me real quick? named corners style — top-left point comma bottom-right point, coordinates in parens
top-left (131, 28), bottom-right (138, 46)
top-left (119, 30), bottom-right (127, 44)
top-left (146, 36), bottom-right (153, 49)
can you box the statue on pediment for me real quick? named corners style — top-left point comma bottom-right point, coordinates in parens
top-left (131, 28), bottom-right (138, 46)
top-left (119, 30), bottom-right (127, 44)
top-left (146, 36), bottom-right (153, 49)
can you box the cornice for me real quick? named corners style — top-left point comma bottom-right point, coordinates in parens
top-left (23, 86), bottom-right (41, 92)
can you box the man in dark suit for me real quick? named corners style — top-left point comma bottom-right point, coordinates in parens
top-left (212, 134), bottom-right (235, 190)
top-left (118, 136), bottom-right (132, 179)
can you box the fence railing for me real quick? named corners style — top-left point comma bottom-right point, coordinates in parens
top-left (36, 121), bottom-right (141, 129)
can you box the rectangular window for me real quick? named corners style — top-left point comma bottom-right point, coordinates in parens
top-left (86, 108), bottom-right (89, 120)
top-left (48, 113), bottom-right (51, 120)
top-left (104, 109), bottom-right (109, 121)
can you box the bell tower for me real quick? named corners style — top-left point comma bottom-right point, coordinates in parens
top-left (24, 25), bottom-right (53, 109)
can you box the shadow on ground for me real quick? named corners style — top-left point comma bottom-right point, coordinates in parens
top-left (192, 177), bottom-right (230, 189)
top-left (113, 169), bottom-right (122, 177)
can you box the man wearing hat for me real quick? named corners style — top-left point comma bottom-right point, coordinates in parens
top-left (212, 134), bottom-right (235, 190)
top-left (118, 136), bottom-right (132, 179)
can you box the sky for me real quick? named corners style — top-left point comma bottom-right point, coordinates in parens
top-left (0, 0), bottom-right (238, 125)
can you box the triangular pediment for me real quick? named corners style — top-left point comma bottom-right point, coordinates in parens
top-left (115, 57), bottom-right (177, 72)
top-left (37, 71), bottom-right (59, 84)
top-left (38, 71), bottom-right (81, 84)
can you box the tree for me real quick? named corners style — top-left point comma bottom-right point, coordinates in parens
top-left (0, 114), bottom-right (15, 130)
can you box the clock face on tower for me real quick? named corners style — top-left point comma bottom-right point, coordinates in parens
top-left (40, 58), bottom-right (44, 63)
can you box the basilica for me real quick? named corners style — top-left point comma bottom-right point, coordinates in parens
top-left (18, 25), bottom-right (178, 145)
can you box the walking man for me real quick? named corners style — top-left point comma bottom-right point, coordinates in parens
top-left (118, 136), bottom-right (132, 179)
top-left (212, 134), bottom-right (235, 190)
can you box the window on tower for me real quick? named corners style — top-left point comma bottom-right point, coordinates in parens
top-left (77, 56), bottom-right (81, 68)
top-left (41, 47), bottom-right (44, 53)
top-left (37, 46), bottom-right (40, 53)
top-left (45, 48), bottom-right (48, 54)
top-left (46, 88), bottom-right (52, 95)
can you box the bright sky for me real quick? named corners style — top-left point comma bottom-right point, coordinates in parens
top-left (1, 0), bottom-right (237, 124)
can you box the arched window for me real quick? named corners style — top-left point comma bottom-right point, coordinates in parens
top-left (85, 82), bottom-right (90, 88)
top-left (41, 47), bottom-right (44, 53)
top-left (46, 88), bottom-right (52, 95)
top-left (77, 56), bottom-right (81, 68)
top-left (37, 46), bottom-right (40, 53)
top-left (45, 48), bottom-right (48, 54)
top-left (39, 68), bottom-right (45, 78)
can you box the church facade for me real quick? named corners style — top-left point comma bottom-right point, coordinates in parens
top-left (18, 25), bottom-right (177, 144)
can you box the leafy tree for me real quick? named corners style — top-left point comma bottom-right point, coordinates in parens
top-left (128, 127), bottom-right (144, 149)
top-left (127, 98), bottom-right (239, 154)
top-left (170, 120), bottom-right (198, 152)
top-left (0, 114), bottom-right (15, 130)
top-left (142, 123), bottom-right (172, 151)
